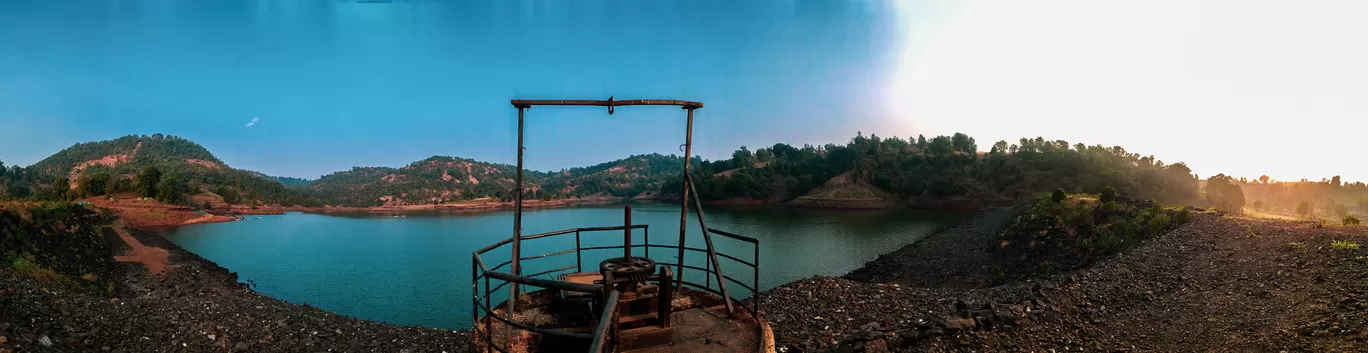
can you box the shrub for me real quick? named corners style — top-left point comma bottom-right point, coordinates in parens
top-left (1344, 215), bottom-right (1361, 226)
top-left (1052, 188), bottom-right (1067, 204)
top-left (1331, 240), bottom-right (1361, 251)
top-left (1148, 213), bottom-right (1172, 235)
top-left (1100, 186), bottom-right (1118, 203)
top-left (1174, 208), bottom-right (1192, 223)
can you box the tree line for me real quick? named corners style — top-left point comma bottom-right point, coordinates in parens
top-left (662, 132), bottom-right (1205, 208)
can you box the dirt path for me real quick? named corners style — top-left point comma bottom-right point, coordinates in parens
top-left (110, 220), bottom-right (173, 275)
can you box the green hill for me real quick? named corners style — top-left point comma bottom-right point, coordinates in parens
top-left (303, 156), bottom-right (544, 207)
top-left (7, 134), bottom-right (320, 206)
top-left (303, 154), bottom-right (689, 207)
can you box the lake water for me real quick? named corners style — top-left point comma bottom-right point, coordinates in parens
top-left (156, 202), bottom-right (968, 329)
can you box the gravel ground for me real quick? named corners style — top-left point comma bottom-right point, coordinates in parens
top-left (1, 227), bottom-right (472, 353)
top-left (762, 212), bottom-right (1368, 352)
top-left (844, 209), bottom-right (1018, 288)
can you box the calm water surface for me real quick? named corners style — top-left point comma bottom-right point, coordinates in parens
top-left (156, 203), bottom-right (968, 329)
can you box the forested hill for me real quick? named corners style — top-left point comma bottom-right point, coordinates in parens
top-left (662, 133), bottom-right (1204, 208)
top-left (303, 156), bottom-right (539, 207)
top-left (301, 154), bottom-right (692, 207)
top-left (0, 134), bottom-right (321, 206)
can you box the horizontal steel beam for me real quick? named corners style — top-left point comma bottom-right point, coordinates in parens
top-left (511, 99), bottom-right (703, 109)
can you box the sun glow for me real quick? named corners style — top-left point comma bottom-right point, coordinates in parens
top-left (884, 0), bottom-right (1368, 182)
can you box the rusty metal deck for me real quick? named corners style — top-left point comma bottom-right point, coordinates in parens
top-left (622, 307), bottom-right (764, 353)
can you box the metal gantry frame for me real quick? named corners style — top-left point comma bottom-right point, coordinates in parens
top-left (469, 97), bottom-right (764, 353)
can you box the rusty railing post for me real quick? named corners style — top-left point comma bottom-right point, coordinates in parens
top-left (624, 205), bottom-right (632, 258)
top-left (509, 104), bottom-right (527, 317)
top-left (575, 230), bottom-right (582, 273)
top-left (484, 273), bottom-right (492, 353)
top-left (676, 107), bottom-right (694, 286)
top-left (470, 254), bottom-right (478, 353)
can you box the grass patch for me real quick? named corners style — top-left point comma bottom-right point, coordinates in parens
top-left (1344, 215), bottom-right (1361, 226)
top-left (1331, 240), bottom-right (1360, 251)
top-left (11, 255), bottom-right (84, 290)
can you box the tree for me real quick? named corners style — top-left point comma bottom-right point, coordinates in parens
top-left (1204, 174), bottom-right (1245, 212)
top-left (216, 186), bottom-right (242, 204)
top-left (37, 177), bottom-right (72, 201)
top-left (1332, 175), bottom-right (1342, 187)
top-left (136, 166), bottom-right (162, 197)
top-left (916, 135), bottom-right (928, 150)
top-left (155, 175), bottom-right (183, 204)
top-left (1296, 201), bottom-right (1311, 218)
top-left (1252, 200), bottom-right (1263, 210)
top-left (1259, 175), bottom-right (1269, 184)
top-left (78, 171), bottom-right (111, 197)
top-left (1334, 204), bottom-right (1349, 218)
top-left (928, 136), bottom-right (954, 156)
top-left (754, 148), bottom-right (772, 162)
top-left (1052, 188), bottom-right (1067, 203)
top-left (951, 133), bottom-right (977, 154)
top-left (1100, 186), bottom-right (1119, 203)
top-left (732, 146), bottom-right (754, 167)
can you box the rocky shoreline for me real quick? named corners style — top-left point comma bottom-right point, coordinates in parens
top-left (759, 211), bottom-right (1368, 352)
top-left (0, 225), bottom-right (471, 353)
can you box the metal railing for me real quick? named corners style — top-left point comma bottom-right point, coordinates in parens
top-left (471, 223), bottom-right (762, 353)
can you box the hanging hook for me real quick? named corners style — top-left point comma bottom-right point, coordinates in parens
top-left (607, 96), bottom-right (615, 115)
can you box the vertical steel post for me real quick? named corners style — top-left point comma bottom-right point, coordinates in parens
top-left (676, 108), bottom-right (694, 285)
top-left (575, 230), bottom-right (583, 273)
top-left (484, 274), bottom-right (492, 353)
top-left (624, 206), bottom-right (633, 258)
top-left (509, 105), bottom-right (526, 316)
top-left (644, 227), bottom-right (650, 258)
top-left (470, 254), bottom-right (478, 353)
top-left (754, 242), bottom-right (761, 334)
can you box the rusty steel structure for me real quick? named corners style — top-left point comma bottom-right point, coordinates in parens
top-left (471, 97), bottom-right (768, 353)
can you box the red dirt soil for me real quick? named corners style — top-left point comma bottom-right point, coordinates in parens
top-left (110, 220), bottom-right (174, 275)
top-left (81, 193), bottom-right (281, 227)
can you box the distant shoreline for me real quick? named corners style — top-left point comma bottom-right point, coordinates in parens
top-left (99, 194), bottom-right (1011, 228)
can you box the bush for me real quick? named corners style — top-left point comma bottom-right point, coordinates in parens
top-left (1344, 215), bottom-right (1361, 226)
top-left (1175, 208), bottom-right (1192, 223)
top-left (1052, 188), bottom-right (1067, 204)
top-left (1100, 186), bottom-right (1118, 203)
top-left (1148, 213), bottom-right (1172, 234)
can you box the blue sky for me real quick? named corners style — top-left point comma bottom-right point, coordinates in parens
top-left (8, 1), bottom-right (1368, 182)
top-left (0, 1), bottom-right (904, 178)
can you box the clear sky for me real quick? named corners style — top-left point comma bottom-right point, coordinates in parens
top-left (2, 1), bottom-right (1365, 182)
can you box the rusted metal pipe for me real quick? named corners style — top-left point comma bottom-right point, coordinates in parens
top-left (624, 205), bottom-right (633, 258)
top-left (510, 99), bottom-right (703, 109)
top-left (676, 108), bottom-right (695, 286)
top-left (509, 106), bottom-right (525, 317)
top-left (687, 173), bottom-right (735, 315)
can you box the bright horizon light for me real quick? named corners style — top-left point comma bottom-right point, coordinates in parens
top-left (885, 0), bottom-right (1368, 183)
